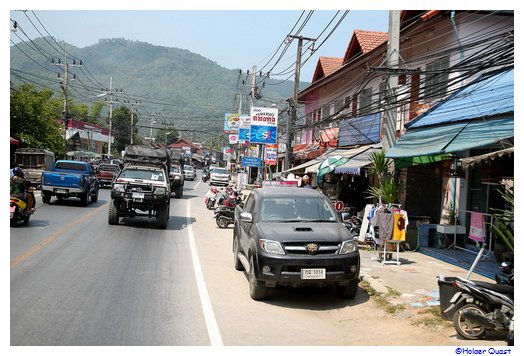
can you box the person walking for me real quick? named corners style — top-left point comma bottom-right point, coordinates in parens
top-left (302, 175), bottom-right (312, 189)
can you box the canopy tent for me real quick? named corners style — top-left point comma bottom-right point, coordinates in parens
top-left (460, 147), bottom-right (514, 169)
top-left (385, 116), bottom-right (513, 159)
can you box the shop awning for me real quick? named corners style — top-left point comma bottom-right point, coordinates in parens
top-left (460, 147), bottom-right (514, 168)
top-left (334, 146), bottom-right (383, 175)
top-left (385, 116), bottom-right (514, 159)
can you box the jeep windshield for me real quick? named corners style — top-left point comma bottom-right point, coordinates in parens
top-left (260, 197), bottom-right (337, 222)
top-left (120, 169), bottom-right (165, 182)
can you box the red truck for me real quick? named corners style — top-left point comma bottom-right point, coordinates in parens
top-left (96, 163), bottom-right (120, 187)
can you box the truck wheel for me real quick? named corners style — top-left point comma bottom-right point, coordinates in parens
top-left (249, 256), bottom-right (268, 300)
top-left (108, 199), bottom-right (120, 225)
top-left (336, 279), bottom-right (359, 299)
top-left (80, 192), bottom-right (89, 206)
top-left (453, 303), bottom-right (488, 340)
top-left (156, 204), bottom-right (168, 229)
top-left (42, 191), bottom-right (51, 204)
top-left (90, 189), bottom-right (99, 203)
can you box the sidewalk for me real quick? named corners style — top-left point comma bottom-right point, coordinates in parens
top-left (359, 248), bottom-right (495, 310)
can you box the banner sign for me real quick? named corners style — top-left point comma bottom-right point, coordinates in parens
top-left (249, 106), bottom-right (279, 144)
top-left (249, 125), bottom-right (277, 144)
top-left (242, 156), bottom-right (261, 167)
top-left (262, 180), bottom-right (298, 188)
top-left (224, 113), bottom-right (242, 133)
top-left (238, 128), bottom-right (250, 143)
top-left (338, 112), bottom-right (381, 146)
top-left (265, 144), bottom-right (278, 165)
top-left (229, 133), bottom-right (239, 144)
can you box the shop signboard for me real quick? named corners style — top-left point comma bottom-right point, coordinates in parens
top-left (262, 180), bottom-right (298, 188)
top-left (238, 128), bottom-right (250, 143)
top-left (241, 156), bottom-right (261, 168)
top-left (224, 113), bottom-right (242, 133)
top-left (249, 106), bottom-right (278, 145)
top-left (229, 134), bottom-right (238, 144)
top-left (264, 144), bottom-right (278, 165)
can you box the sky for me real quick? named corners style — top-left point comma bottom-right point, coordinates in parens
top-left (9, 7), bottom-right (389, 83)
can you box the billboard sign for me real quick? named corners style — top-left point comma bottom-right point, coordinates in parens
top-left (249, 125), bottom-right (277, 144)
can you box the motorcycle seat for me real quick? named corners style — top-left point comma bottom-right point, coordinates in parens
top-left (473, 280), bottom-right (514, 296)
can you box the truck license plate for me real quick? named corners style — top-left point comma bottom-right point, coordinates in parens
top-left (301, 268), bottom-right (326, 280)
top-left (55, 189), bottom-right (68, 194)
top-left (132, 192), bottom-right (145, 199)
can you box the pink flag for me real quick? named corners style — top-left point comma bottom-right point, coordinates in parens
top-left (468, 212), bottom-right (485, 242)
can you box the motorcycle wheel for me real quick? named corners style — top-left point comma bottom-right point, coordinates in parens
top-left (216, 216), bottom-right (229, 229)
top-left (453, 303), bottom-right (488, 340)
top-left (10, 211), bottom-right (18, 227)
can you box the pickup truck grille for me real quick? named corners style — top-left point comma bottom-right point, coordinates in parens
top-left (126, 184), bottom-right (153, 193)
top-left (282, 241), bottom-right (340, 255)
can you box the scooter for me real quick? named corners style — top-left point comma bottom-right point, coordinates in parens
top-left (214, 194), bottom-right (242, 228)
top-left (202, 170), bottom-right (209, 182)
top-left (10, 193), bottom-right (35, 227)
top-left (205, 188), bottom-right (219, 210)
top-left (214, 205), bottom-right (236, 228)
top-left (444, 276), bottom-right (514, 341)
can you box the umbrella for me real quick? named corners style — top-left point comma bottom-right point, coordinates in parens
top-left (316, 155), bottom-right (349, 178)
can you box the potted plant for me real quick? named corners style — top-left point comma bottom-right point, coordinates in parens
top-left (491, 187), bottom-right (514, 261)
top-left (366, 149), bottom-right (400, 204)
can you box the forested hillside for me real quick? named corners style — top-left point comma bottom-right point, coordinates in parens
top-left (10, 37), bottom-right (308, 142)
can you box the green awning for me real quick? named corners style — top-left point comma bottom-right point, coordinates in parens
top-left (394, 154), bottom-right (453, 169)
top-left (386, 116), bottom-right (514, 159)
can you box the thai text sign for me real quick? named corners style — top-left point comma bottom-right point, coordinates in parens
top-left (249, 106), bottom-right (279, 144)
top-left (242, 156), bottom-right (261, 167)
top-left (265, 144), bottom-right (278, 165)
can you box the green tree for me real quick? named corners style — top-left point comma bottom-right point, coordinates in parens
top-left (156, 128), bottom-right (180, 145)
top-left (111, 106), bottom-right (132, 153)
top-left (89, 101), bottom-right (106, 126)
top-left (10, 84), bottom-right (65, 156)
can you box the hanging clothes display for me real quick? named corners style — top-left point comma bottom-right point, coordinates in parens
top-left (366, 203), bottom-right (409, 265)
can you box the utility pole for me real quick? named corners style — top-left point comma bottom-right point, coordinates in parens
top-left (146, 111), bottom-right (161, 143)
top-left (383, 10), bottom-right (401, 152)
top-left (52, 42), bottom-right (82, 147)
top-left (101, 78), bottom-right (122, 156)
top-left (285, 35), bottom-right (316, 171)
top-left (124, 100), bottom-right (141, 144)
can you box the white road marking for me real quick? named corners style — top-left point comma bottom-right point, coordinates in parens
top-left (186, 200), bottom-right (223, 346)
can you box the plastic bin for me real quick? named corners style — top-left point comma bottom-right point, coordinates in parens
top-left (437, 276), bottom-right (459, 320)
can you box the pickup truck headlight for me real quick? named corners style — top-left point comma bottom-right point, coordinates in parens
top-left (153, 187), bottom-right (166, 195)
top-left (113, 183), bottom-right (125, 193)
top-left (339, 240), bottom-right (358, 254)
top-left (259, 239), bottom-right (285, 255)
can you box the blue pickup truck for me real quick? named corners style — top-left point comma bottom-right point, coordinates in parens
top-left (41, 160), bottom-right (100, 206)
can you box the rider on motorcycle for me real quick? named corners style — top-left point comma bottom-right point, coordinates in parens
top-left (10, 167), bottom-right (35, 213)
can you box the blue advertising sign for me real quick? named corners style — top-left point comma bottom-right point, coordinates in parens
top-left (249, 125), bottom-right (277, 144)
top-left (238, 128), bottom-right (250, 142)
top-left (242, 156), bottom-right (262, 167)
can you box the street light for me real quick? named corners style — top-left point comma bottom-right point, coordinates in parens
top-left (165, 131), bottom-right (172, 145)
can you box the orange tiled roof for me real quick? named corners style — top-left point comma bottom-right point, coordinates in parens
top-left (343, 30), bottom-right (388, 63)
top-left (312, 57), bottom-right (343, 82)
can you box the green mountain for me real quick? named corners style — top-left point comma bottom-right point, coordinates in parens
top-left (10, 37), bottom-right (308, 143)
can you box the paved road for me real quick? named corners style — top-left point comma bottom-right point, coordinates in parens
top-left (10, 174), bottom-right (508, 347)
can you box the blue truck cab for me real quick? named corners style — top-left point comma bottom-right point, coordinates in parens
top-left (41, 160), bottom-right (99, 206)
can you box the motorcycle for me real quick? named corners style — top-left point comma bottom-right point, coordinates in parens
top-left (444, 276), bottom-right (514, 341)
top-left (10, 192), bottom-right (35, 227)
top-left (495, 260), bottom-right (514, 286)
top-left (202, 170), bottom-right (209, 182)
top-left (205, 188), bottom-right (219, 210)
top-left (214, 194), bottom-right (242, 228)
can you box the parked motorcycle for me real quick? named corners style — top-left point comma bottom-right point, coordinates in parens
top-left (205, 188), bottom-right (219, 210)
top-left (495, 260), bottom-right (514, 286)
top-left (214, 193), bottom-right (242, 228)
top-left (10, 193), bottom-right (35, 227)
top-left (214, 205), bottom-right (236, 228)
top-left (202, 170), bottom-right (209, 182)
top-left (444, 276), bottom-right (514, 341)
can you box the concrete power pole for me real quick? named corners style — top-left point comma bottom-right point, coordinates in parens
top-left (124, 100), bottom-right (141, 144)
top-left (101, 78), bottom-right (123, 156)
top-left (53, 42), bottom-right (81, 146)
top-left (383, 10), bottom-right (401, 152)
top-left (285, 35), bottom-right (315, 171)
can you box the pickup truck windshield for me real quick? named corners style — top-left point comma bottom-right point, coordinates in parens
top-left (55, 162), bottom-right (89, 171)
top-left (260, 197), bottom-right (337, 222)
top-left (120, 169), bottom-right (165, 181)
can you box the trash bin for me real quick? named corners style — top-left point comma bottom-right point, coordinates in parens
top-left (437, 276), bottom-right (459, 320)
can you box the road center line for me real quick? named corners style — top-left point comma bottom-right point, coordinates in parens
top-left (186, 200), bottom-right (223, 346)
top-left (10, 203), bottom-right (107, 269)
